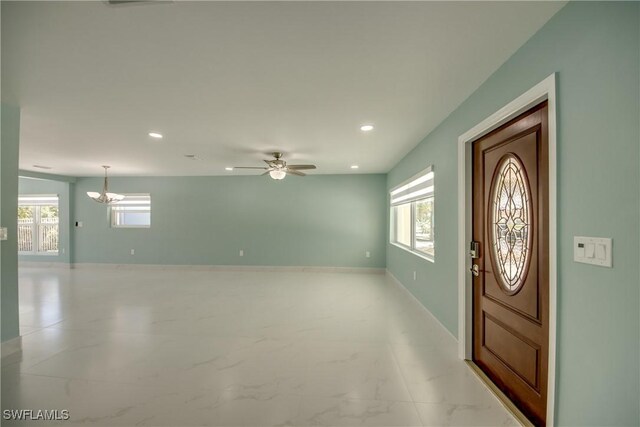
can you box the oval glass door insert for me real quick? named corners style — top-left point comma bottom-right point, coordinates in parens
top-left (490, 154), bottom-right (532, 293)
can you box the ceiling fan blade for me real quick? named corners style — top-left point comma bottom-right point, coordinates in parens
top-left (261, 171), bottom-right (271, 176)
top-left (264, 159), bottom-right (276, 166)
top-left (233, 166), bottom-right (269, 170)
top-left (287, 164), bottom-right (316, 170)
top-left (285, 169), bottom-right (306, 176)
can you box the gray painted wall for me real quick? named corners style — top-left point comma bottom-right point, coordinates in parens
top-left (1, 104), bottom-right (20, 342)
top-left (73, 174), bottom-right (387, 268)
top-left (386, 2), bottom-right (639, 425)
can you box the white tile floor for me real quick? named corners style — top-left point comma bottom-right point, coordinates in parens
top-left (2, 268), bottom-right (518, 426)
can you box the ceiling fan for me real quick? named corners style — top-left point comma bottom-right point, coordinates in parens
top-left (234, 152), bottom-right (317, 180)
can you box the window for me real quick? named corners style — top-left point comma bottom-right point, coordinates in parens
top-left (110, 194), bottom-right (151, 228)
top-left (390, 166), bottom-right (435, 260)
top-left (18, 195), bottom-right (59, 254)
top-left (491, 155), bottom-right (531, 292)
top-left (394, 203), bottom-right (412, 247)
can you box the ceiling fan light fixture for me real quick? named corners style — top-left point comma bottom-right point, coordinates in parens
top-left (269, 170), bottom-right (286, 180)
top-left (87, 166), bottom-right (124, 204)
top-left (234, 152), bottom-right (316, 179)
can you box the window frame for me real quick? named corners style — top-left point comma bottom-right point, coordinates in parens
top-left (412, 196), bottom-right (435, 258)
top-left (18, 194), bottom-right (60, 256)
top-left (389, 166), bottom-right (435, 262)
top-left (390, 202), bottom-right (413, 251)
top-left (109, 193), bottom-right (151, 229)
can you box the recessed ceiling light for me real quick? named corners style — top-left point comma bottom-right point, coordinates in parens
top-left (33, 165), bottom-right (52, 170)
top-left (351, 165), bottom-right (359, 169)
top-left (184, 154), bottom-right (199, 160)
top-left (360, 124), bottom-right (374, 132)
top-left (148, 132), bottom-right (163, 139)
top-left (225, 167), bottom-right (233, 171)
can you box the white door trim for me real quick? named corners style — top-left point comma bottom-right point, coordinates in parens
top-left (457, 73), bottom-right (557, 426)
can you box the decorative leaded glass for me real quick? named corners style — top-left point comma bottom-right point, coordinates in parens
top-left (490, 155), bottom-right (532, 293)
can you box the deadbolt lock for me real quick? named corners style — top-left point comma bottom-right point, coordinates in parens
top-left (469, 241), bottom-right (480, 259)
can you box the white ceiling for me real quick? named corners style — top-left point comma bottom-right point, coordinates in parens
top-left (2, 1), bottom-right (565, 177)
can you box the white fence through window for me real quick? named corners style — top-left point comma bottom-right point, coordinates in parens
top-left (18, 218), bottom-right (34, 252)
top-left (38, 217), bottom-right (59, 253)
top-left (18, 195), bottom-right (60, 254)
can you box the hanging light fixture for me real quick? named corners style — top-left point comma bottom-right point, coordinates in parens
top-left (269, 169), bottom-right (286, 180)
top-left (86, 166), bottom-right (125, 204)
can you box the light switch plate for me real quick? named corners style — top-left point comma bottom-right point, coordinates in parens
top-left (574, 236), bottom-right (612, 267)
top-left (0, 227), bottom-right (7, 241)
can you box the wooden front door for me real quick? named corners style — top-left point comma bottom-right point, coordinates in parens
top-left (472, 102), bottom-right (549, 426)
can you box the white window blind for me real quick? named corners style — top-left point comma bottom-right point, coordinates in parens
top-left (18, 195), bottom-right (59, 206)
top-left (390, 166), bottom-right (434, 206)
top-left (110, 194), bottom-right (151, 228)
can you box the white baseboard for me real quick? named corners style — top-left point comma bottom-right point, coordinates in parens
top-left (19, 261), bottom-right (71, 269)
top-left (385, 269), bottom-right (458, 342)
top-left (70, 263), bottom-right (385, 275)
top-left (1, 336), bottom-right (22, 359)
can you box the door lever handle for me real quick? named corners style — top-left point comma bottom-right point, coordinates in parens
top-left (470, 264), bottom-right (479, 277)
top-left (469, 264), bottom-right (492, 277)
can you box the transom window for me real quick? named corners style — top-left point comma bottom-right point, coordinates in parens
top-left (18, 195), bottom-right (59, 255)
top-left (110, 194), bottom-right (151, 228)
top-left (390, 166), bottom-right (435, 261)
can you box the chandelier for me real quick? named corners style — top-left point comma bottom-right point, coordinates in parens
top-left (86, 166), bottom-right (124, 204)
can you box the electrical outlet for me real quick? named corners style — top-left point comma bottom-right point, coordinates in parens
top-left (62, 248), bottom-right (65, 254)
top-left (365, 251), bottom-right (371, 258)
top-left (239, 250), bottom-right (244, 257)
top-left (130, 249), bottom-right (135, 255)
top-left (413, 271), bottom-right (417, 281)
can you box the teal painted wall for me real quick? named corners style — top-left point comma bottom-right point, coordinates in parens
top-left (386, 2), bottom-right (639, 425)
top-left (73, 174), bottom-right (386, 268)
top-left (18, 177), bottom-right (72, 263)
top-left (1, 104), bottom-right (20, 342)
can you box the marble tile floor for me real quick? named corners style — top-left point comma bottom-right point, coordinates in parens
top-left (2, 268), bottom-right (518, 426)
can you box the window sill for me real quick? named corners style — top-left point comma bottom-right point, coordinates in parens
top-left (390, 242), bottom-right (435, 263)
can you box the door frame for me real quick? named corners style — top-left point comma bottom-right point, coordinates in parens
top-left (457, 73), bottom-right (557, 426)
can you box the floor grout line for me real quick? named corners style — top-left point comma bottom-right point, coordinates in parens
top-left (386, 343), bottom-right (426, 427)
